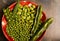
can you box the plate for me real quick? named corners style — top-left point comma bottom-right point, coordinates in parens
top-left (2, 1), bottom-right (46, 41)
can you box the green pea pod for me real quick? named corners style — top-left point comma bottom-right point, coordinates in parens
top-left (31, 5), bottom-right (42, 35)
top-left (30, 18), bottom-right (53, 41)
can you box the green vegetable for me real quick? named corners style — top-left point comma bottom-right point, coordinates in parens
top-left (30, 18), bottom-right (53, 41)
top-left (31, 6), bottom-right (42, 35)
top-left (13, 3), bottom-right (20, 15)
top-left (3, 8), bottom-right (10, 17)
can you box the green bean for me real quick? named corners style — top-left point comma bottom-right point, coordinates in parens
top-left (13, 3), bottom-right (20, 15)
top-left (30, 18), bottom-right (53, 41)
top-left (31, 6), bottom-right (42, 35)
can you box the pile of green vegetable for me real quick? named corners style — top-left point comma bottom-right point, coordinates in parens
top-left (3, 1), bottom-right (53, 41)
